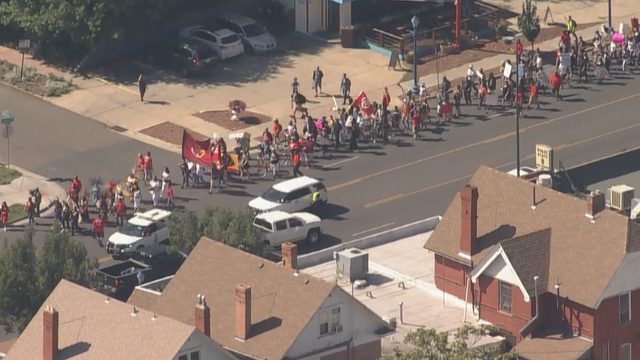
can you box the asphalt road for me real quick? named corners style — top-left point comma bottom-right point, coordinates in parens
top-left (1, 68), bottom-right (640, 265)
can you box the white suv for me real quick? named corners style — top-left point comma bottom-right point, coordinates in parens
top-left (179, 26), bottom-right (244, 60)
top-left (107, 209), bottom-right (171, 259)
top-left (248, 176), bottom-right (328, 214)
top-left (253, 211), bottom-right (322, 246)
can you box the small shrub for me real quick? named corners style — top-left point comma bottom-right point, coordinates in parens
top-left (44, 79), bottom-right (70, 97)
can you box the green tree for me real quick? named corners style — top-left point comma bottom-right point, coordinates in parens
top-left (0, 228), bottom-right (40, 333)
top-left (37, 222), bottom-right (90, 297)
top-left (201, 206), bottom-right (266, 257)
top-left (382, 325), bottom-right (517, 360)
top-left (168, 209), bottom-right (202, 252)
top-left (517, 0), bottom-right (541, 50)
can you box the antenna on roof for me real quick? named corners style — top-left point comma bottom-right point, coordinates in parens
top-left (197, 294), bottom-right (203, 305)
top-left (131, 307), bottom-right (138, 317)
top-left (105, 296), bottom-right (110, 304)
top-left (304, 279), bottom-right (309, 285)
top-left (258, 263), bottom-right (264, 269)
top-left (532, 187), bottom-right (536, 210)
top-left (151, 313), bottom-right (157, 321)
top-left (293, 270), bottom-right (299, 277)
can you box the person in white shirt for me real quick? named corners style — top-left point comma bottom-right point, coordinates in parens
top-left (535, 54), bottom-right (543, 70)
top-left (466, 64), bottom-right (478, 97)
top-left (419, 83), bottom-right (427, 98)
top-left (133, 185), bottom-right (141, 213)
top-left (161, 167), bottom-right (171, 199)
top-left (149, 176), bottom-right (161, 207)
top-left (195, 163), bottom-right (204, 186)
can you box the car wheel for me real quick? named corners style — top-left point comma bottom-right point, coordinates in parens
top-left (306, 229), bottom-right (320, 243)
top-left (246, 44), bottom-right (254, 54)
top-left (136, 244), bottom-right (145, 250)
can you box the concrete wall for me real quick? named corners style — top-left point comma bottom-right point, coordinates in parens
top-left (297, 216), bottom-right (441, 269)
top-left (559, 146), bottom-right (640, 192)
top-left (593, 289), bottom-right (640, 360)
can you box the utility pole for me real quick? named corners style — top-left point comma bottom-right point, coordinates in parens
top-left (608, 0), bottom-right (612, 30)
top-left (515, 52), bottom-right (521, 177)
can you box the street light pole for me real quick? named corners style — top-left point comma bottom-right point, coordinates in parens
top-left (608, 0), bottom-right (612, 29)
top-left (515, 51), bottom-right (521, 177)
top-left (411, 15), bottom-right (420, 94)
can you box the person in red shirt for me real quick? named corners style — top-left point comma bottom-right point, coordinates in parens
top-left (516, 39), bottom-right (523, 56)
top-left (528, 83), bottom-right (540, 109)
top-left (411, 111), bottom-right (421, 140)
top-left (115, 198), bottom-right (126, 229)
top-left (166, 183), bottom-right (174, 209)
top-left (92, 215), bottom-right (105, 247)
top-left (551, 71), bottom-right (562, 101)
top-left (1, 202), bottom-right (8, 231)
top-left (292, 150), bottom-right (303, 178)
top-left (144, 151), bottom-right (153, 181)
top-left (72, 175), bottom-right (82, 193)
top-left (136, 153), bottom-right (145, 177)
top-left (273, 118), bottom-right (282, 143)
top-left (381, 87), bottom-right (391, 110)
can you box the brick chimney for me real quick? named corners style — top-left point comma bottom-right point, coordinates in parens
top-left (459, 185), bottom-right (479, 258)
top-left (281, 242), bottom-right (298, 270)
top-left (195, 294), bottom-right (210, 337)
top-left (586, 191), bottom-right (606, 219)
top-left (235, 284), bottom-right (251, 341)
top-left (43, 305), bottom-right (58, 360)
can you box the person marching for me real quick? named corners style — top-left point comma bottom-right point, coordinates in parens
top-left (138, 74), bottom-right (148, 102)
top-left (115, 197), bottom-right (126, 229)
top-left (528, 81), bottom-right (540, 110)
top-left (381, 87), bottom-right (391, 111)
top-left (340, 73), bottom-right (351, 105)
top-left (71, 201), bottom-right (80, 236)
top-left (150, 176), bottom-right (161, 207)
top-left (144, 151), bottom-right (153, 181)
top-left (312, 66), bottom-right (324, 97)
top-left (166, 183), bottom-right (174, 209)
top-left (132, 184), bottom-right (142, 213)
top-left (161, 167), bottom-right (171, 199)
top-left (292, 150), bottom-right (303, 178)
top-left (92, 214), bottom-right (106, 247)
top-left (1, 202), bottom-right (8, 231)
top-left (551, 71), bottom-right (563, 101)
top-left (311, 185), bottom-right (321, 212)
top-left (24, 197), bottom-right (35, 226)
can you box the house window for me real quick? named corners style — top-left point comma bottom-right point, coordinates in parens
top-left (319, 310), bottom-right (329, 335)
top-left (619, 292), bottom-right (631, 325)
top-left (620, 343), bottom-right (631, 360)
top-left (498, 281), bottom-right (512, 313)
top-left (331, 307), bottom-right (341, 326)
top-left (178, 355), bottom-right (188, 360)
top-left (190, 351), bottom-right (200, 360)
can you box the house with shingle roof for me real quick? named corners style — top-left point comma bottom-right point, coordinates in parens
top-left (3, 279), bottom-right (238, 360)
top-left (128, 239), bottom-right (393, 360)
top-left (424, 165), bottom-right (640, 360)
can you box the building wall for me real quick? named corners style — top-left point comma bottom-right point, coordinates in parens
top-left (476, 275), bottom-right (531, 342)
top-left (276, 0), bottom-right (294, 11)
top-left (433, 254), bottom-right (470, 300)
top-left (173, 330), bottom-right (236, 360)
top-left (317, 340), bottom-right (382, 360)
top-left (593, 289), bottom-right (640, 360)
top-left (285, 287), bottom-right (384, 359)
top-left (308, 0), bottom-right (324, 33)
top-left (537, 293), bottom-right (595, 339)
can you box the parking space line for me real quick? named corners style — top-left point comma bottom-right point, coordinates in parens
top-left (98, 256), bottom-right (112, 264)
top-left (352, 222), bottom-right (395, 237)
top-left (90, 75), bottom-right (138, 95)
top-left (323, 156), bottom-right (360, 169)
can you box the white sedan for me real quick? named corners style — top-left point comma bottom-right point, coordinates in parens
top-left (179, 26), bottom-right (244, 60)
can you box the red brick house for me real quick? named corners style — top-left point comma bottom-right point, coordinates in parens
top-left (425, 166), bottom-right (640, 360)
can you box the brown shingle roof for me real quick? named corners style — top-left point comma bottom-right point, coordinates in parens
top-left (501, 228), bottom-right (552, 296)
top-left (513, 334), bottom-right (593, 360)
top-left (425, 165), bottom-right (630, 308)
top-left (5, 280), bottom-right (197, 360)
top-left (0, 338), bottom-right (17, 355)
top-left (128, 237), bottom-right (335, 360)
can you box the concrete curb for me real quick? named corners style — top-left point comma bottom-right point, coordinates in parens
top-left (0, 79), bottom-right (45, 99)
top-left (297, 215), bottom-right (442, 269)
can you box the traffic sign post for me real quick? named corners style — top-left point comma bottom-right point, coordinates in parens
top-left (18, 39), bottom-right (30, 81)
top-left (1, 110), bottom-right (14, 169)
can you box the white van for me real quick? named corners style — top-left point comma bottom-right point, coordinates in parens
top-left (107, 209), bottom-right (172, 259)
top-left (248, 176), bottom-right (328, 214)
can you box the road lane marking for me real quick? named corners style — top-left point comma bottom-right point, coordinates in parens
top-left (328, 91), bottom-right (640, 192)
top-left (352, 222), bottom-right (396, 236)
top-left (90, 76), bottom-right (139, 95)
top-left (363, 122), bottom-right (640, 208)
top-left (98, 256), bottom-right (112, 264)
top-left (324, 156), bottom-right (360, 168)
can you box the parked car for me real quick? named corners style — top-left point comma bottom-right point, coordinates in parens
top-left (253, 211), bottom-right (322, 246)
top-left (248, 176), bottom-right (328, 214)
top-left (148, 39), bottom-right (218, 77)
top-left (107, 209), bottom-right (172, 259)
top-left (179, 26), bottom-right (244, 60)
top-left (211, 14), bottom-right (277, 54)
top-left (97, 245), bottom-right (189, 300)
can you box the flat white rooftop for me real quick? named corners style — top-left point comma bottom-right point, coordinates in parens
top-left (302, 231), bottom-right (503, 355)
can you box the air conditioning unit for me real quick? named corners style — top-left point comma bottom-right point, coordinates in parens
top-left (336, 248), bottom-right (369, 282)
top-left (537, 174), bottom-right (553, 188)
top-left (382, 315), bottom-right (397, 329)
top-left (609, 185), bottom-right (635, 211)
top-left (535, 144), bottom-right (554, 172)
top-left (331, 324), bottom-right (343, 333)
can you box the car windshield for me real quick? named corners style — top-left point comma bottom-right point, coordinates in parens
top-left (119, 223), bottom-right (148, 237)
top-left (242, 23), bottom-right (267, 37)
top-left (253, 218), bottom-right (273, 232)
top-left (221, 34), bottom-right (240, 45)
top-left (261, 188), bottom-right (287, 203)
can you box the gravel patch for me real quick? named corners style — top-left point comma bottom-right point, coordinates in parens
top-left (139, 122), bottom-right (208, 145)
top-left (194, 110), bottom-right (271, 131)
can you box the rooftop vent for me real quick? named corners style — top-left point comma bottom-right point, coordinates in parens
top-left (335, 248), bottom-right (369, 282)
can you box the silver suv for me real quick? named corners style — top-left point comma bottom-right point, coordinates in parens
top-left (213, 14), bottom-right (277, 54)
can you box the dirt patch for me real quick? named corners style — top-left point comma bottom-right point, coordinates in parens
top-left (139, 122), bottom-right (208, 146)
top-left (194, 110), bottom-right (271, 131)
top-left (415, 22), bottom-right (600, 79)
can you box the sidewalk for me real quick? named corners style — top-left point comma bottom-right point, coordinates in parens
top-left (0, 165), bottom-right (68, 226)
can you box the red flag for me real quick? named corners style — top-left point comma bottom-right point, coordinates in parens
top-left (182, 130), bottom-right (211, 167)
top-left (354, 91), bottom-right (374, 116)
